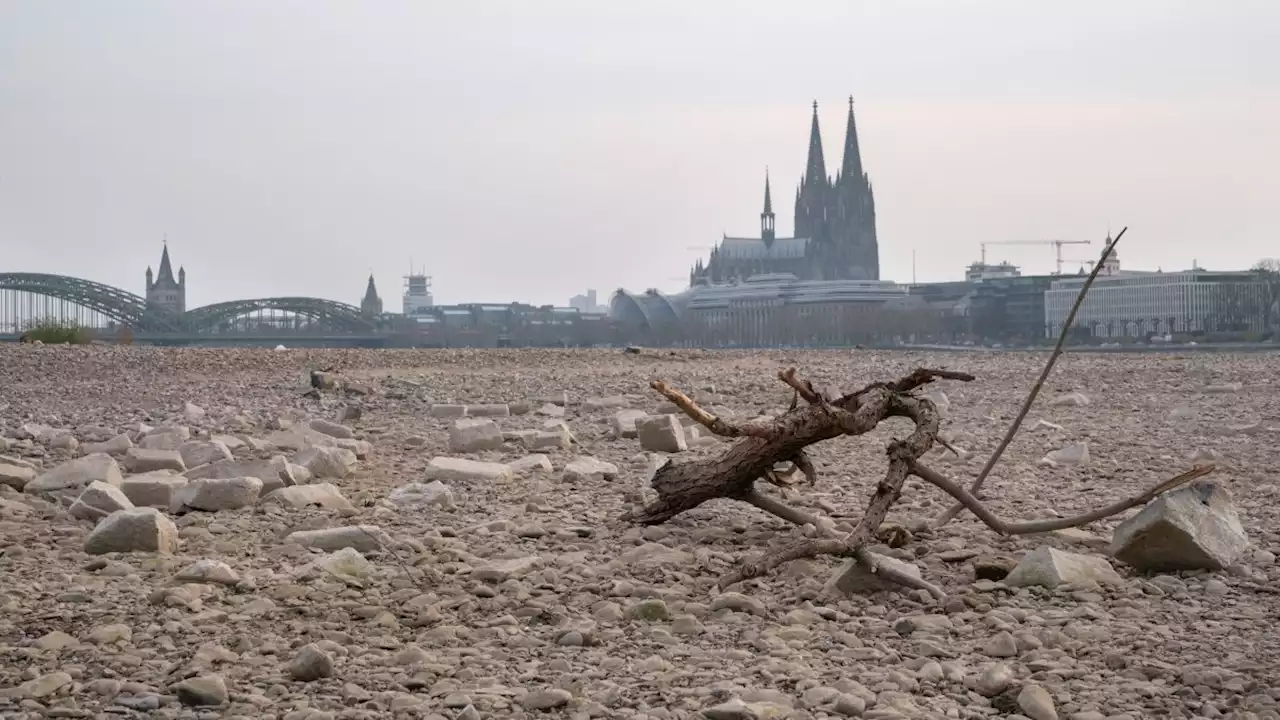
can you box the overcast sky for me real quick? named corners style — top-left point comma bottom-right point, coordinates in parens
top-left (2, 1), bottom-right (1277, 309)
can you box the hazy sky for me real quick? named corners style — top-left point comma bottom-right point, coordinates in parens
top-left (2, 1), bottom-right (1277, 309)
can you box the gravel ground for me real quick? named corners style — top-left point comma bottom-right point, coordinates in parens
top-left (1, 346), bottom-right (1278, 720)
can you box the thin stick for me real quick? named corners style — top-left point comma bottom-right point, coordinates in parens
top-left (650, 379), bottom-right (776, 438)
top-left (912, 460), bottom-right (1210, 535)
top-left (933, 227), bottom-right (1127, 527)
top-left (742, 489), bottom-right (826, 527)
top-left (855, 547), bottom-right (948, 601)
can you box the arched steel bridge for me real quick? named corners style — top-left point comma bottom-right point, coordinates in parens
top-left (0, 272), bottom-right (376, 336)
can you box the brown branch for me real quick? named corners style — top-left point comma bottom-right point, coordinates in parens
top-left (933, 227), bottom-right (1127, 528)
top-left (650, 379), bottom-right (776, 438)
top-left (911, 460), bottom-right (1210, 535)
top-left (855, 547), bottom-right (947, 601)
top-left (741, 489), bottom-right (825, 527)
top-left (779, 367), bottom-right (824, 404)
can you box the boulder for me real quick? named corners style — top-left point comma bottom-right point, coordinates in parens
top-left (261, 483), bottom-right (354, 511)
top-left (510, 454), bottom-right (553, 476)
top-left (610, 409), bottom-right (648, 439)
top-left (84, 507), bottom-right (178, 555)
top-left (386, 480), bottom-right (454, 509)
top-left (637, 415), bottom-right (687, 453)
top-left (69, 480), bottom-right (135, 520)
top-left (1004, 546), bottom-right (1123, 588)
top-left (286, 525), bottom-right (392, 553)
top-left (183, 402), bottom-right (207, 423)
top-left (333, 438), bottom-right (371, 459)
top-left (171, 476), bottom-right (263, 512)
top-left (448, 418), bottom-right (504, 453)
top-left (563, 457), bottom-right (618, 483)
top-left (293, 446), bottom-right (357, 479)
top-left (179, 440), bottom-right (233, 469)
top-left (25, 453), bottom-right (123, 495)
top-left (1110, 482), bottom-right (1249, 572)
top-left (125, 448), bottom-right (187, 474)
top-left (309, 419), bottom-right (354, 440)
top-left (0, 460), bottom-right (37, 491)
top-left (424, 457), bottom-right (513, 483)
top-left (185, 456), bottom-right (296, 494)
top-left (83, 433), bottom-right (133, 456)
top-left (119, 472), bottom-right (189, 509)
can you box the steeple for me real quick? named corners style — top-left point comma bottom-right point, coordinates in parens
top-left (360, 273), bottom-right (383, 317)
top-left (840, 95), bottom-right (864, 181)
top-left (760, 168), bottom-right (776, 244)
top-left (804, 100), bottom-right (827, 186)
top-left (156, 242), bottom-right (176, 286)
top-left (363, 274), bottom-right (379, 304)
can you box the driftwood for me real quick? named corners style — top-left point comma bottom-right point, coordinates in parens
top-left (623, 227), bottom-right (1215, 598)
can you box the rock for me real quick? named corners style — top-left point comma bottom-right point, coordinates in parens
top-left (175, 674), bottom-right (227, 706)
top-left (984, 631), bottom-right (1019, 657)
top-left (536, 402), bottom-right (565, 417)
top-left (289, 643), bottom-right (335, 681)
top-left (1050, 392), bottom-right (1090, 407)
top-left (171, 476), bottom-right (263, 512)
top-left (710, 592), bottom-right (767, 616)
top-left (425, 456), bottom-right (513, 483)
top-left (585, 395), bottom-right (630, 410)
top-left (0, 460), bottom-right (36, 491)
top-left (466, 403), bottom-right (510, 417)
top-left (627, 599), bottom-right (672, 621)
top-left (178, 440), bottom-right (233, 468)
top-left (976, 663), bottom-right (1014, 697)
top-left (449, 418), bottom-right (504, 453)
top-left (472, 556), bottom-right (541, 583)
top-left (386, 480), bottom-right (454, 509)
top-left (923, 390), bottom-right (950, 413)
top-left (1041, 442), bottom-right (1090, 466)
top-left (1004, 546), bottom-right (1123, 588)
top-left (521, 688), bottom-right (571, 711)
top-left (25, 453), bottom-right (123, 495)
top-left (1017, 684), bottom-right (1058, 720)
top-left (314, 547), bottom-right (374, 585)
top-left (1203, 382), bottom-right (1242, 394)
top-left (69, 480), bottom-right (135, 520)
top-left (84, 507), bottom-right (179, 554)
top-left (510, 454), bottom-right (553, 476)
top-left (429, 404), bottom-right (468, 418)
top-left (83, 433), bottom-right (133, 456)
top-left (294, 446), bottom-right (357, 479)
top-left (186, 456), bottom-right (296, 493)
top-left (973, 556), bottom-right (1017, 581)
top-left (262, 482), bottom-right (355, 510)
top-left (183, 402), bottom-right (207, 423)
top-left (16, 671), bottom-right (72, 699)
top-left (562, 457), bottom-right (618, 483)
top-left (119, 471), bottom-right (189, 508)
top-left (828, 552), bottom-right (923, 595)
top-left (175, 559), bottom-right (241, 585)
top-left (286, 525), bottom-right (393, 553)
top-left (1111, 481), bottom-right (1249, 572)
top-left (520, 429), bottom-right (572, 451)
top-left (139, 428), bottom-right (187, 451)
top-left (309, 419), bottom-right (354, 439)
top-left (125, 447), bottom-right (187, 473)
top-left (610, 409), bottom-right (648, 439)
top-left (637, 414), bottom-right (687, 453)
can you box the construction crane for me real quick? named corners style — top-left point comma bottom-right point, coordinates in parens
top-left (979, 239), bottom-right (1092, 274)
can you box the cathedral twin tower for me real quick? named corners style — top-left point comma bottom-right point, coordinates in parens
top-left (692, 97), bottom-right (879, 285)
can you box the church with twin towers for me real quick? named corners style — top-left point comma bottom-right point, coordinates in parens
top-left (691, 97), bottom-right (879, 285)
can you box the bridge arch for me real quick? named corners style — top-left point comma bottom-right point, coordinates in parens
top-left (184, 297), bottom-right (376, 333)
top-left (0, 272), bottom-right (182, 331)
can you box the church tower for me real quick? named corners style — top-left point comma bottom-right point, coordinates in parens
top-left (832, 96), bottom-right (879, 280)
top-left (760, 169), bottom-right (775, 245)
top-left (360, 274), bottom-right (383, 317)
top-left (145, 242), bottom-right (185, 314)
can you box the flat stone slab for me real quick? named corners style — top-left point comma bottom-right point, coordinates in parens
top-left (1111, 481), bottom-right (1249, 572)
top-left (424, 457), bottom-right (513, 483)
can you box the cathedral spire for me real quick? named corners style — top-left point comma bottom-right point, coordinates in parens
top-left (760, 168), bottom-right (776, 244)
top-left (840, 95), bottom-right (864, 181)
top-left (156, 243), bottom-right (176, 286)
top-left (804, 100), bottom-right (827, 186)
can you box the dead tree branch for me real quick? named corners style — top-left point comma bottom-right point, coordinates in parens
top-left (933, 227), bottom-right (1128, 528)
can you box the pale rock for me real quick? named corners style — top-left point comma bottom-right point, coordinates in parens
top-left (1111, 481), bottom-right (1249, 572)
top-left (314, 546), bottom-right (374, 585)
top-left (1050, 392), bottom-right (1090, 407)
top-left (1203, 382), bottom-right (1242, 394)
top-left (289, 643), bottom-right (335, 681)
top-left (520, 688), bottom-right (571, 711)
top-left (125, 447), bottom-right (187, 473)
top-left (0, 460), bottom-right (36, 491)
top-left (472, 556), bottom-right (541, 582)
top-left (333, 437), bottom-right (372, 459)
top-left (266, 429), bottom-right (333, 451)
top-left (386, 480), bottom-right (454, 509)
top-left (16, 671), bottom-right (73, 699)
top-left (520, 429), bottom-right (572, 451)
top-left (610, 409), bottom-right (648, 439)
top-left (1226, 419), bottom-right (1264, 436)
top-left (976, 662), bottom-right (1014, 697)
top-left (425, 456), bottom-right (513, 483)
top-left (563, 457), bottom-right (618, 483)
top-left (294, 445), bottom-right (357, 479)
top-left (262, 482), bottom-right (355, 510)
top-left (183, 402), bottom-right (207, 423)
top-left (585, 395), bottom-right (631, 411)
top-left (1187, 447), bottom-right (1222, 464)
top-left (1004, 546), bottom-right (1123, 588)
top-left (535, 402), bottom-right (565, 417)
top-left (186, 456), bottom-right (296, 494)
top-left (828, 552), bottom-right (923, 595)
top-left (309, 418), bottom-right (354, 439)
top-left (466, 403), bottom-right (510, 417)
top-left (286, 525), bottom-right (393, 553)
top-left (448, 418), bottom-right (504, 453)
top-left (83, 433), bottom-right (133, 456)
top-left (139, 430), bottom-right (186, 451)
top-left (429, 404), bottom-right (468, 418)
top-left (175, 674), bottom-right (227, 706)
top-left (1017, 684), bottom-right (1059, 720)
top-left (1040, 442), bottom-right (1089, 467)
top-left (69, 480), bottom-right (135, 520)
top-left (119, 471), bottom-right (189, 508)
top-left (710, 592), bottom-right (767, 616)
top-left (84, 507), bottom-right (178, 554)
top-left (171, 476), bottom-right (263, 512)
top-left (1048, 527), bottom-right (1108, 550)
top-left (923, 390), bottom-right (951, 413)
top-left (178, 440), bottom-right (233, 468)
top-left (1169, 405), bottom-right (1197, 420)
top-left (49, 433), bottom-right (78, 451)
top-left (26, 453), bottom-right (123, 495)
top-left (211, 434), bottom-right (245, 451)
top-left (637, 414), bottom-right (687, 453)
top-left (175, 559), bottom-right (241, 585)
top-left (510, 454), bottom-right (553, 476)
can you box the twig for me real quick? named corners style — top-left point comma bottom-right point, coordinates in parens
top-left (650, 379), bottom-right (776, 438)
top-left (356, 526), bottom-right (433, 590)
top-left (933, 227), bottom-right (1127, 528)
top-left (779, 367), bottom-right (824, 404)
top-left (741, 489), bottom-right (826, 527)
top-left (855, 547), bottom-right (948, 602)
top-left (911, 461), bottom-right (1211, 534)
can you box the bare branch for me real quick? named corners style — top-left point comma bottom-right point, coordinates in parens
top-left (741, 489), bottom-right (825, 527)
top-left (855, 547), bottom-right (947, 602)
top-left (650, 379), bottom-right (776, 438)
top-left (912, 460), bottom-right (1210, 535)
top-left (779, 367), bottom-right (824, 404)
top-left (934, 227), bottom-right (1127, 528)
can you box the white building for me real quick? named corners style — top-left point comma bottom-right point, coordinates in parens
top-left (569, 289), bottom-right (605, 314)
top-left (403, 272), bottom-right (434, 317)
top-left (965, 261), bottom-right (1022, 282)
top-left (1044, 268), bottom-right (1267, 338)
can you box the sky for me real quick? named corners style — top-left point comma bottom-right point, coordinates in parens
top-left (2, 1), bottom-right (1277, 309)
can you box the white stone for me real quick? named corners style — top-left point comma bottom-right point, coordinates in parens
top-left (535, 403), bottom-right (565, 417)
top-left (83, 433), bottom-right (133, 456)
top-left (69, 480), bottom-right (135, 520)
top-left (1111, 481), bottom-right (1249, 572)
top-left (1049, 392), bottom-right (1090, 407)
top-left (923, 390), bottom-right (951, 413)
top-left (179, 440), bottom-right (233, 468)
top-left (1203, 382), bottom-right (1242, 394)
top-left (175, 559), bottom-right (240, 585)
top-left (563, 457), bottom-right (618, 483)
top-left (261, 483), bottom-right (354, 510)
top-left (637, 414), bottom-right (687, 453)
top-left (183, 402), bottom-right (207, 423)
top-left (472, 556), bottom-right (541, 582)
top-left (25, 453), bottom-right (123, 495)
top-left (294, 446), bottom-right (357, 479)
top-left (610, 409), bottom-right (648, 439)
top-left (827, 552), bottom-right (923, 595)
top-left (286, 525), bottom-right (392, 553)
top-left (1004, 546), bottom-right (1123, 588)
top-left (466, 403), bottom-right (510, 417)
top-left (585, 395), bottom-right (631, 411)
top-left (429, 404), bottom-right (468, 418)
top-left (125, 447), bottom-right (187, 473)
top-left (139, 430), bottom-right (186, 451)
top-left (0, 461), bottom-right (36, 491)
top-left (314, 547), bottom-right (374, 586)
top-left (1040, 442), bottom-right (1089, 467)
top-left (448, 418), bottom-right (504, 453)
top-left (84, 507), bottom-right (178, 555)
top-left (424, 457), bottom-right (513, 483)
top-left (510, 454), bottom-right (553, 476)
top-left (520, 429), bottom-right (571, 451)
top-left (119, 472), bottom-right (189, 509)
top-left (309, 419), bottom-right (354, 439)
top-left (171, 476), bottom-right (263, 512)
top-left (386, 480), bottom-right (455, 509)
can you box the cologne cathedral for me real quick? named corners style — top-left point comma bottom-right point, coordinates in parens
top-left (691, 98), bottom-right (879, 284)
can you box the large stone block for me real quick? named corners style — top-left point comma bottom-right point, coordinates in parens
top-left (309, 419), bottom-right (354, 440)
top-left (25, 453), bottom-right (122, 495)
top-left (84, 507), bottom-right (178, 555)
top-left (119, 471), bottom-right (189, 509)
top-left (610, 409), bottom-right (648, 439)
top-left (429, 404), bottom-right (468, 418)
top-left (125, 448), bottom-right (187, 474)
top-left (466, 404), bottom-right (510, 418)
top-left (827, 552), bottom-right (923, 595)
top-left (83, 433), bottom-right (133, 456)
top-left (261, 483), bottom-right (354, 511)
top-left (179, 440), bottom-right (233, 469)
top-left (1110, 482), bottom-right (1249, 572)
top-left (294, 446), bottom-right (357, 479)
top-left (171, 476), bottom-right (263, 512)
top-left (0, 460), bottom-right (36, 491)
top-left (69, 480), bottom-right (135, 520)
top-left (637, 414), bottom-right (687, 453)
top-left (424, 456), bottom-right (513, 483)
top-left (562, 457), bottom-right (618, 483)
top-left (448, 418), bottom-right (504, 453)
top-left (286, 525), bottom-right (392, 553)
top-left (185, 456), bottom-right (296, 494)
top-left (1004, 546), bottom-right (1123, 588)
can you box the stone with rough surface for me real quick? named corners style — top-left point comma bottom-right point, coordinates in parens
top-left (828, 552), bottom-right (923, 595)
top-left (171, 476), bottom-right (263, 512)
top-left (262, 482), bottom-right (354, 510)
top-left (125, 447), bottom-right (187, 473)
top-left (69, 480), bottom-right (135, 520)
top-left (425, 456), bottom-right (513, 483)
top-left (637, 414), bottom-right (687, 453)
top-left (449, 418), bottom-right (504, 453)
top-left (1110, 481), bottom-right (1249, 572)
top-left (26, 453), bottom-right (122, 495)
top-left (118, 471), bottom-right (189, 508)
top-left (179, 440), bottom-right (233, 468)
top-left (286, 525), bottom-right (392, 553)
top-left (1004, 546), bottom-right (1123, 588)
top-left (563, 457), bottom-right (619, 482)
top-left (84, 507), bottom-right (178, 554)
top-left (386, 480), bottom-right (455, 509)
top-left (0, 460), bottom-right (36, 491)
top-left (294, 445), bottom-right (357, 479)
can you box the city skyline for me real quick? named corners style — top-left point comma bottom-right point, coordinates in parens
top-left (2, 1), bottom-right (1277, 307)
